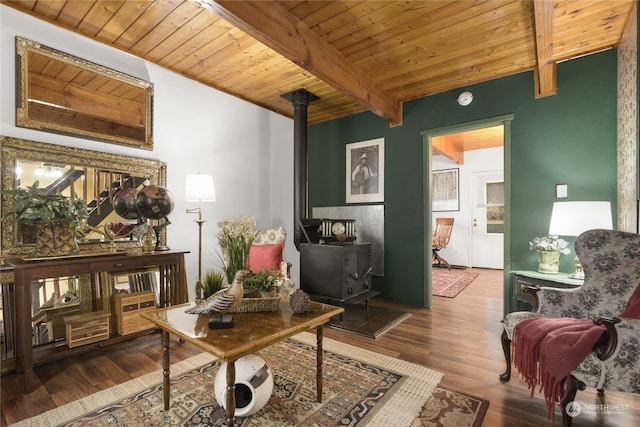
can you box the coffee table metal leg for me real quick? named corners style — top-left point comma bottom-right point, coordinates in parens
top-left (225, 359), bottom-right (236, 427)
top-left (162, 331), bottom-right (170, 411)
top-left (316, 325), bottom-right (323, 402)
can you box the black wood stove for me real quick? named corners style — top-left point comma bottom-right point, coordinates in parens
top-left (300, 242), bottom-right (373, 300)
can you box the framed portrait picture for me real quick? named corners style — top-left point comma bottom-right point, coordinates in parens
top-left (346, 138), bottom-right (384, 203)
top-left (432, 168), bottom-right (459, 211)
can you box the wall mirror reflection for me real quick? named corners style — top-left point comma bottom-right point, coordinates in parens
top-left (112, 270), bottom-right (160, 304)
top-left (30, 269), bottom-right (161, 349)
top-left (31, 274), bottom-right (84, 346)
top-left (16, 36), bottom-right (153, 149)
top-left (1, 136), bottom-right (167, 257)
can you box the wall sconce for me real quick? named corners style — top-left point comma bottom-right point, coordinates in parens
top-left (548, 201), bottom-right (613, 279)
top-left (185, 174), bottom-right (216, 299)
top-left (457, 91), bottom-right (473, 106)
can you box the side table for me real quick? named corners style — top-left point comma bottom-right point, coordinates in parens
top-left (510, 270), bottom-right (583, 312)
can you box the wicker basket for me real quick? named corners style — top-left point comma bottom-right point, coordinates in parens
top-left (231, 297), bottom-right (281, 313)
top-left (32, 220), bottom-right (79, 257)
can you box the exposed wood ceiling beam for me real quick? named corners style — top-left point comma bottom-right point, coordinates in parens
top-left (533, 0), bottom-right (557, 98)
top-left (206, 0), bottom-right (403, 126)
top-left (432, 137), bottom-right (464, 165)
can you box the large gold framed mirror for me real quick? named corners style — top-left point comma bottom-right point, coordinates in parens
top-left (1, 136), bottom-right (167, 257)
top-left (15, 37), bottom-right (153, 150)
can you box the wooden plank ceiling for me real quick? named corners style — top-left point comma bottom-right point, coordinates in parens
top-left (4, 0), bottom-right (635, 129)
top-left (433, 125), bottom-right (504, 164)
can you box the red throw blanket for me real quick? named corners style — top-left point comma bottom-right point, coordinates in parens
top-left (512, 318), bottom-right (607, 420)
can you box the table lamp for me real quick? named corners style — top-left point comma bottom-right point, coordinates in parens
top-left (185, 174), bottom-right (216, 299)
top-left (548, 201), bottom-right (613, 279)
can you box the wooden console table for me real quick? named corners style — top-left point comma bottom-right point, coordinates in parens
top-left (7, 250), bottom-right (189, 393)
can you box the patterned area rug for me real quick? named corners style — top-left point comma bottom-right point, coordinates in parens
top-left (9, 333), bottom-right (486, 427)
top-left (432, 269), bottom-right (479, 298)
top-left (414, 386), bottom-right (489, 427)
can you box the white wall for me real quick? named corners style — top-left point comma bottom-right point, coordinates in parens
top-left (432, 146), bottom-right (503, 267)
top-left (0, 6), bottom-right (297, 296)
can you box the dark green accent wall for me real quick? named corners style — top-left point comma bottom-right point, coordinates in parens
top-left (307, 50), bottom-right (617, 307)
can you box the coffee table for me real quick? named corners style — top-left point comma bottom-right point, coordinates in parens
top-left (142, 299), bottom-right (344, 427)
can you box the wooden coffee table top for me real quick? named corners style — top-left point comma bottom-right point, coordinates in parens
top-left (142, 299), bottom-right (344, 361)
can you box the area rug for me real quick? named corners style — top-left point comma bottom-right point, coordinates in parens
top-left (11, 332), bottom-right (444, 427)
top-left (432, 269), bottom-right (479, 298)
top-left (413, 386), bottom-right (489, 427)
top-left (327, 305), bottom-right (411, 338)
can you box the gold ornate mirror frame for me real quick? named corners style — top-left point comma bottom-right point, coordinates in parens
top-left (15, 37), bottom-right (154, 150)
top-left (1, 136), bottom-right (167, 257)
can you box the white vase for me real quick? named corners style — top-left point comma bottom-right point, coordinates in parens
top-left (214, 354), bottom-right (274, 417)
top-left (537, 250), bottom-right (560, 274)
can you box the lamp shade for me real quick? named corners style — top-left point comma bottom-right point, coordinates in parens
top-left (548, 201), bottom-right (613, 237)
top-left (185, 174), bottom-right (216, 202)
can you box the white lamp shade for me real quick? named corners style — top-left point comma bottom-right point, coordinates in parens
top-left (185, 174), bottom-right (216, 202)
top-left (548, 201), bottom-right (613, 236)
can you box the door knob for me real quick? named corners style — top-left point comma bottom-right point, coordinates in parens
top-left (473, 218), bottom-right (478, 227)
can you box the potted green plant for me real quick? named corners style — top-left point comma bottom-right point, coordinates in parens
top-left (243, 268), bottom-right (282, 298)
top-left (217, 217), bottom-right (257, 285)
top-left (218, 230), bottom-right (254, 285)
top-left (203, 269), bottom-right (225, 298)
top-left (3, 181), bottom-right (88, 257)
top-left (529, 235), bottom-right (571, 274)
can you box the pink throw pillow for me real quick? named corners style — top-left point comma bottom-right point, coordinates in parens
top-left (248, 242), bottom-right (284, 274)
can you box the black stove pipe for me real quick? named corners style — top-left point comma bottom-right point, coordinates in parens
top-left (282, 89), bottom-right (318, 250)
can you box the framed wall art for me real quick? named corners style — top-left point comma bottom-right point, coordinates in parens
top-left (16, 37), bottom-right (153, 150)
top-left (346, 138), bottom-right (384, 203)
top-left (432, 168), bottom-right (459, 211)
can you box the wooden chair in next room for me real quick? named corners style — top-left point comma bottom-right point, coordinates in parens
top-left (432, 218), bottom-right (454, 269)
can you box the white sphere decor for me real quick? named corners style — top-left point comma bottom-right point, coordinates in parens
top-left (214, 354), bottom-right (274, 417)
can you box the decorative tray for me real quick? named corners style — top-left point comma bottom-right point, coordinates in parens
top-left (230, 297), bottom-right (281, 313)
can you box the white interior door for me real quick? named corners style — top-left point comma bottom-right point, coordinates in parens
top-left (472, 171), bottom-right (504, 269)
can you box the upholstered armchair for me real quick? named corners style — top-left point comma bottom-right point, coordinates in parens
top-left (216, 218), bottom-right (295, 297)
top-left (500, 229), bottom-right (640, 426)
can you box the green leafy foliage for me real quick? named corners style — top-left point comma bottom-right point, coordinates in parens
top-left (219, 229), bottom-right (254, 284)
top-left (243, 268), bottom-right (282, 296)
top-left (203, 269), bottom-right (225, 295)
top-left (3, 181), bottom-right (88, 228)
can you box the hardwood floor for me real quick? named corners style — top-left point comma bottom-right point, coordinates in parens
top-left (2, 268), bottom-right (639, 426)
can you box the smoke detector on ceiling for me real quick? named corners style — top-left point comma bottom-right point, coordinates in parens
top-left (457, 91), bottom-right (473, 106)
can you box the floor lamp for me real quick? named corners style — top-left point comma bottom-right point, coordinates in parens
top-left (548, 201), bottom-right (613, 279)
top-left (185, 174), bottom-right (216, 299)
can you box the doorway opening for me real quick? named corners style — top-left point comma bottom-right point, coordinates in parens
top-left (421, 115), bottom-right (513, 311)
